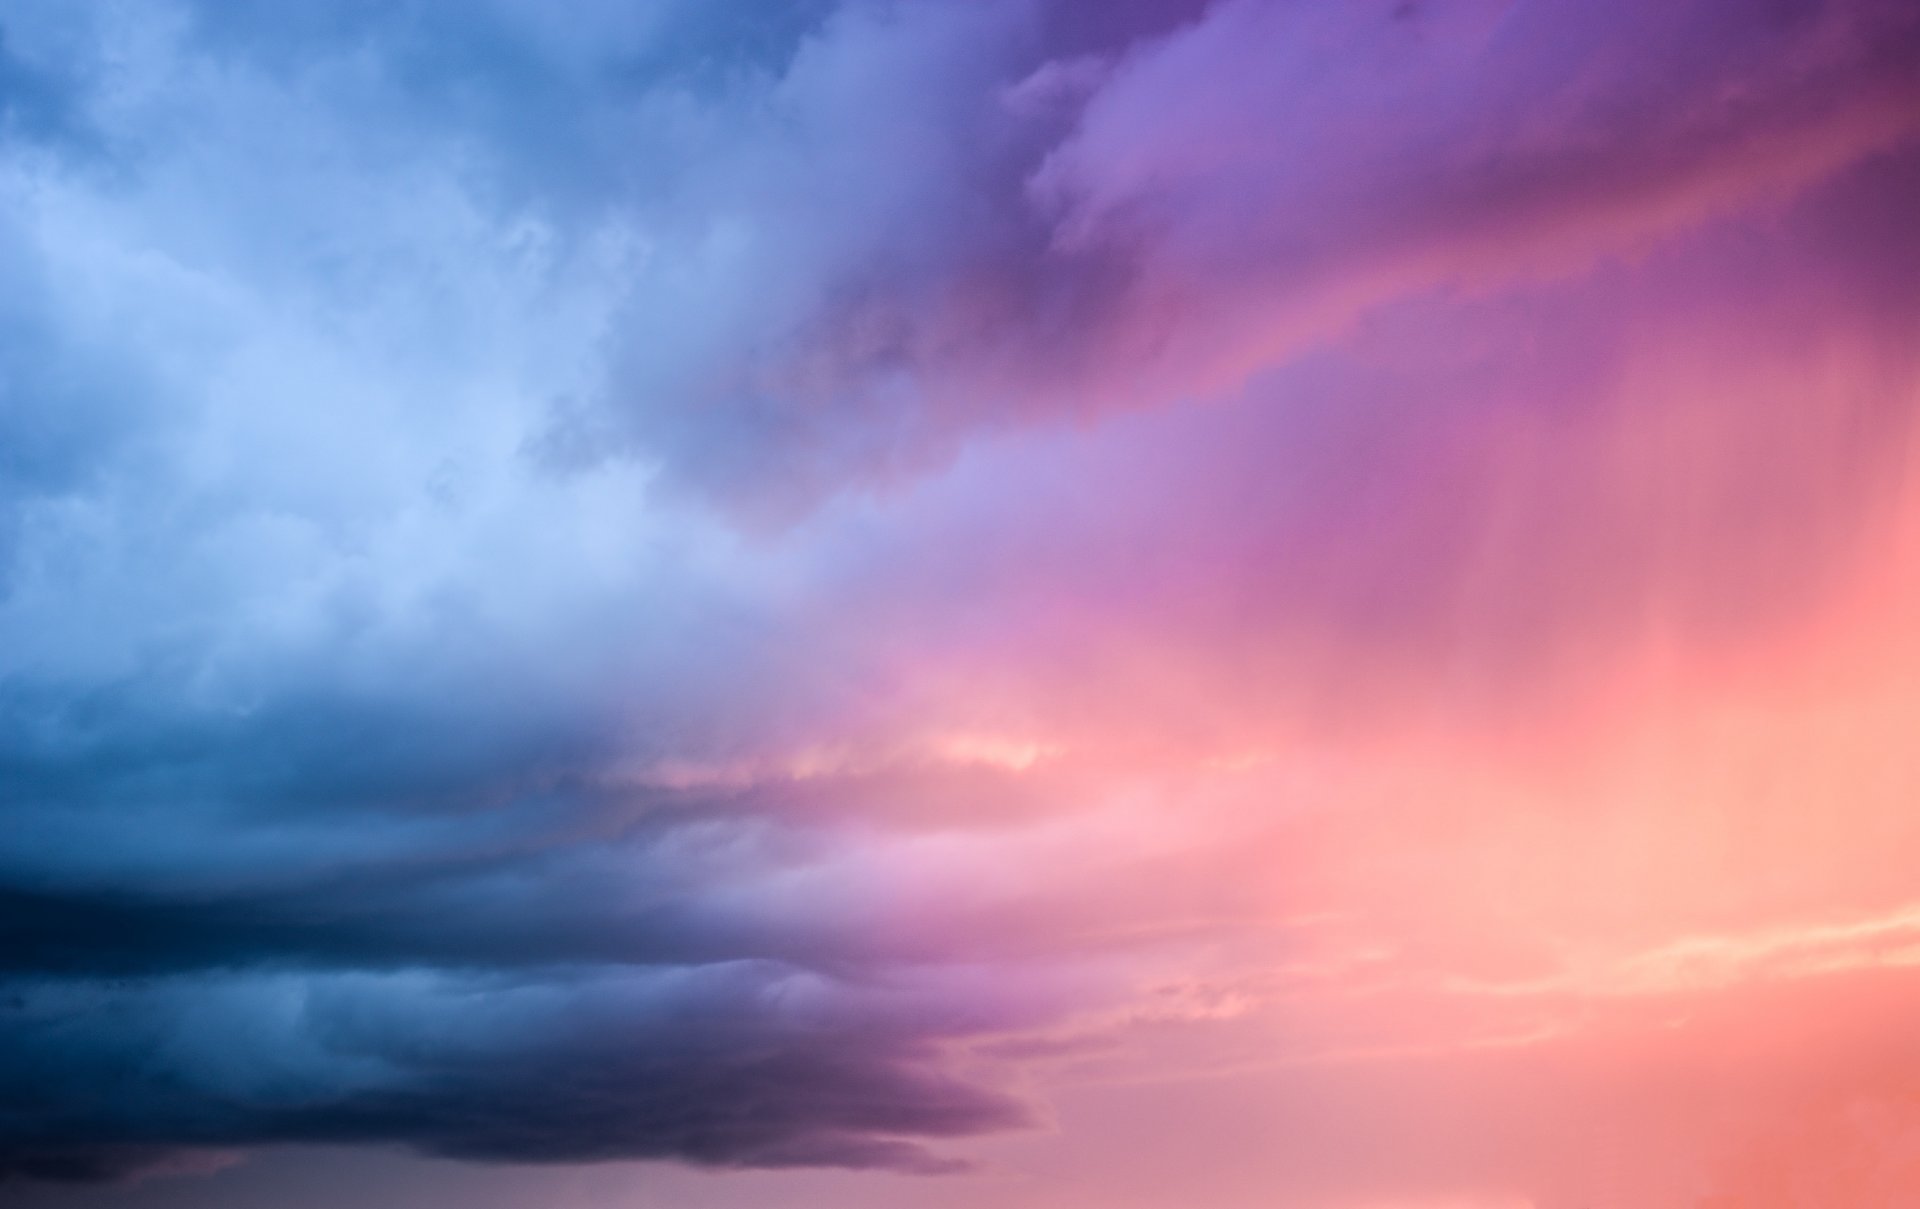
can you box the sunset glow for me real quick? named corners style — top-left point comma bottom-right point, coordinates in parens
top-left (4, 2), bottom-right (1920, 1207)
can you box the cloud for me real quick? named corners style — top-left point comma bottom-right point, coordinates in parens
top-left (0, 0), bottom-right (1072, 1181)
top-left (557, 0), bottom-right (1920, 520)
top-left (3, 0), bottom-right (1920, 1199)
top-left (1029, 0), bottom-right (1920, 399)
top-left (0, 964), bottom-right (1027, 1182)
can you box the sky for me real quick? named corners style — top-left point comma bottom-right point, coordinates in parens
top-left (2, 1), bottom-right (1919, 1207)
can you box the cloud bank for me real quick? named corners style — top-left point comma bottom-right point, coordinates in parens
top-left (3, 1), bottom-right (1920, 1204)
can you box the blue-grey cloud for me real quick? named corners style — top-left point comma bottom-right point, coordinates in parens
top-left (0, 964), bottom-right (1026, 1182)
top-left (0, 0), bottom-right (1103, 1183)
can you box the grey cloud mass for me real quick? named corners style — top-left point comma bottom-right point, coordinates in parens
top-left (0, 0), bottom-right (1121, 1184)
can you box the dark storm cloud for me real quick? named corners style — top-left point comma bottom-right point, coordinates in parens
top-left (0, 661), bottom-right (1032, 1177)
top-left (0, 622), bottom-right (1038, 1178)
top-left (0, 578), bottom-right (1027, 1177)
top-left (0, 963), bottom-right (1028, 1183)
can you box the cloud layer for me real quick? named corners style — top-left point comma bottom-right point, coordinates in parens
top-left (3, 1), bottom-right (1920, 1205)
